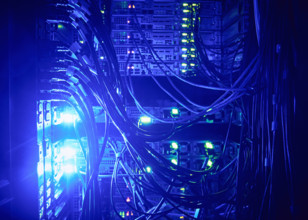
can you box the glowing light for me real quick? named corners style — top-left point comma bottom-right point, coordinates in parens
top-left (205, 141), bottom-right (214, 149)
top-left (126, 197), bottom-right (131, 203)
top-left (60, 113), bottom-right (78, 123)
top-left (171, 159), bottom-right (178, 165)
top-left (180, 187), bottom-right (185, 191)
top-left (128, 4), bottom-right (131, 8)
top-left (191, 54), bottom-right (196, 58)
top-left (127, 35), bottom-right (130, 39)
top-left (139, 116), bottom-right (152, 124)
top-left (127, 20), bottom-right (130, 24)
top-left (207, 159), bottom-right (213, 168)
top-left (63, 164), bottom-right (76, 174)
top-left (180, 216), bottom-right (185, 219)
top-left (119, 211), bottom-right (125, 218)
top-left (192, 3), bottom-right (197, 6)
top-left (37, 162), bottom-right (44, 176)
top-left (182, 24), bottom-right (188, 28)
top-left (182, 54), bottom-right (187, 58)
top-left (126, 211), bottom-right (130, 216)
top-left (182, 33), bottom-right (188, 36)
top-left (100, 10), bottom-right (105, 14)
top-left (181, 69), bottom-right (186, 73)
top-left (146, 166), bottom-right (152, 173)
top-left (183, 9), bottom-right (190, 13)
top-left (182, 48), bottom-right (187, 52)
top-left (99, 56), bottom-right (104, 60)
top-left (190, 63), bottom-right (195, 67)
top-left (183, 3), bottom-right (189, 6)
top-left (182, 18), bottom-right (188, 21)
top-left (171, 108), bottom-right (180, 115)
top-left (170, 142), bottom-right (179, 150)
top-left (191, 48), bottom-right (196, 51)
top-left (79, 40), bottom-right (84, 44)
top-left (57, 24), bottom-right (64, 29)
top-left (181, 63), bottom-right (187, 67)
top-left (61, 147), bottom-right (76, 159)
top-left (181, 39), bottom-right (188, 43)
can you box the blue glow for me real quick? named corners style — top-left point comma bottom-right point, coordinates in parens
top-left (60, 112), bottom-right (79, 123)
top-left (37, 162), bottom-right (44, 176)
top-left (63, 164), bottom-right (76, 174)
top-left (61, 146), bottom-right (76, 159)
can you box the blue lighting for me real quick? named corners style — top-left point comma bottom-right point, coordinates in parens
top-left (60, 112), bottom-right (79, 123)
top-left (61, 146), bottom-right (76, 159)
top-left (63, 164), bottom-right (76, 174)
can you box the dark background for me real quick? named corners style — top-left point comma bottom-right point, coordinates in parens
top-left (0, 0), bottom-right (307, 219)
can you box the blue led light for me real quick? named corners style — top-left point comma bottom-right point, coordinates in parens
top-left (60, 113), bottom-right (78, 123)
top-left (63, 164), bottom-right (76, 174)
top-left (61, 146), bottom-right (76, 159)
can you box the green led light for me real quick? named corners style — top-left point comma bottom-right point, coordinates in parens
top-left (205, 141), bottom-right (214, 149)
top-left (183, 3), bottom-right (189, 6)
top-left (57, 24), bottom-right (64, 29)
top-left (182, 33), bottom-right (188, 36)
top-left (182, 24), bottom-right (188, 28)
top-left (139, 116), bottom-right (152, 124)
top-left (80, 40), bottom-right (84, 44)
top-left (170, 142), bottom-right (179, 150)
top-left (181, 69), bottom-right (186, 73)
top-left (207, 159), bottom-right (213, 168)
top-left (183, 9), bottom-right (190, 13)
top-left (180, 187), bottom-right (185, 191)
top-left (190, 63), bottom-right (195, 67)
top-left (191, 48), bottom-right (195, 51)
top-left (181, 39), bottom-right (188, 43)
top-left (171, 108), bottom-right (179, 115)
top-left (100, 10), bottom-right (105, 14)
top-left (191, 54), bottom-right (196, 58)
top-left (171, 159), bottom-right (178, 165)
top-left (182, 18), bottom-right (188, 21)
top-left (146, 166), bottom-right (152, 173)
top-left (182, 47), bottom-right (187, 51)
top-left (182, 54), bottom-right (187, 58)
top-left (192, 3), bottom-right (197, 6)
top-left (181, 63), bottom-right (187, 67)
top-left (190, 39), bottom-right (195, 42)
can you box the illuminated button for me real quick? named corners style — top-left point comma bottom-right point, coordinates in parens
top-left (171, 159), bottom-right (178, 165)
top-left (205, 141), bottom-right (214, 149)
top-left (170, 142), bottom-right (179, 150)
